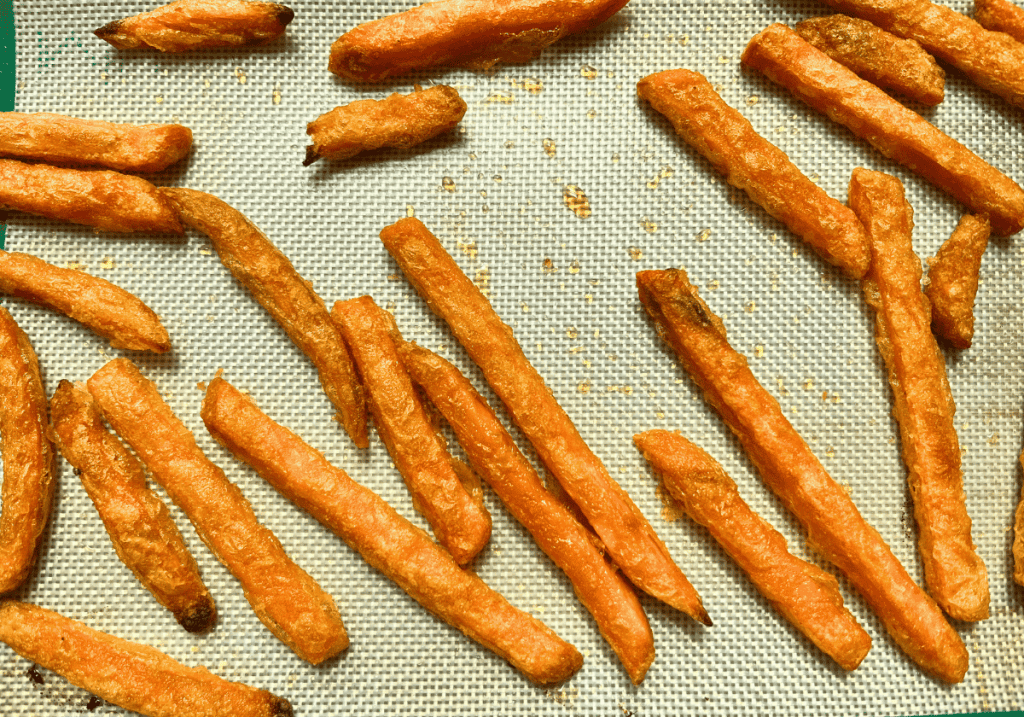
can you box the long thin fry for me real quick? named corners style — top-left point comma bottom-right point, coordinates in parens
top-left (1014, 444), bottom-right (1024, 585)
top-left (975, 0), bottom-right (1024, 43)
top-left (924, 215), bottom-right (991, 350)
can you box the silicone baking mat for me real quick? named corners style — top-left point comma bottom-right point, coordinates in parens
top-left (2, 1), bottom-right (1024, 715)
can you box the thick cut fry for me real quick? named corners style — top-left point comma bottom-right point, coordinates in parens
top-left (0, 601), bottom-right (292, 717)
top-left (95, 0), bottom-right (294, 52)
top-left (50, 381), bottom-right (216, 633)
top-left (86, 358), bottom-right (348, 665)
top-left (304, 85), bottom-right (467, 166)
top-left (332, 296), bottom-right (491, 565)
top-left (201, 377), bottom-right (583, 685)
top-left (1014, 446), bottom-right (1024, 585)
top-left (0, 159), bottom-right (183, 234)
top-left (924, 215), bottom-right (990, 350)
top-left (637, 69), bottom-right (870, 279)
top-left (635, 267), bottom-right (968, 682)
top-left (794, 15), bottom-right (945, 105)
top-left (742, 24), bottom-right (1024, 237)
top-left (329, 0), bottom-right (629, 81)
top-left (850, 168), bottom-right (989, 621)
top-left (399, 342), bottom-right (654, 684)
top-left (0, 309), bottom-right (55, 595)
top-left (0, 251), bottom-right (171, 353)
top-left (634, 430), bottom-right (872, 671)
top-left (380, 217), bottom-right (709, 623)
top-left (976, 0), bottom-right (1024, 43)
top-left (160, 188), bottom-right (367, 448)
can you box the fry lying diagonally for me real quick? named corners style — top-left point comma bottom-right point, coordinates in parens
top-left (975, 0), bottom-right (1024, 43)
top-left (924, 214), bottom-right (990, 350)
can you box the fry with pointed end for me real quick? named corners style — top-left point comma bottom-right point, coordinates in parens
top-left (50, 381), bottom-right (215, 633)
top-left (975, 0), bottom-right (1024, 42)
top-left (0, 308), bottom-right (55, 595)
top-left (160, 188), bottom-right (367, 448)
top-left (0, 601), bottom-right (293, 717)
top-left (201, 376), bottom-right (583, 685)
top-left (924, 215), bottom-right (990, 350)
top-left (742, 24), bottom-right (1024, 237)
top-left (637, 68), bottom-right (870, 278)
top-left (635, 267), bottom-right (968, 682)
top-left (95, 0), bottom-right (294, 52)
top-left (86, 358), bottom-right (348, 665)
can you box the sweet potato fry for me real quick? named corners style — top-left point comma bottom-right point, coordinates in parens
top-left (635, 267), bottom-right (968, 682)
top-left (976, 0), bottom-right (1024, 43)
top-left (794, 15), bottom-right (945, 105)
top-left (160, 188), bottom-right (367, 448)
top-left (86, 358), bottom-right (348, 665)
top-left (634, 430), bottom-right (872, 671)
top-left (380, 217), bottom-right (709, 623)
top-left (741, 24), bottom-right (1024, 237)
top-left (304, 85), bottom-right (467, 166)
top-left (637, 69), bottom-right (870, 279)
top-left (328, 0), bottom-right (629, 81)
top-left (0, 250), bottom-right (171, 353)
top-left (95, 0), bottom-right (294, 52)
top-left (50, 381), bottom-right (216, 633)
top-left (924, 214), bottom-right (991, 349)
top-left (398, 341), bottom-right (654, 684)
top-left (0, 159), bottom-right (183, 234)
top-left (201, 376), bottom-right (583, 685)
top-left (1014, 445), bottom-right (1024, 585)
top-left (0, 308), bottom-right (56, 595)
top-left (0, 601), bottom-right (292, 717)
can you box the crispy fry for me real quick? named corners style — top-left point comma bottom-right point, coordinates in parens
top-left (924, 215), bottom-right (991, 350)
top-left (0, 601), bottom-right (292, 717)
top-left (201, 376), bottom-right (583, 685)
top-left (50, 381), bottom-right (215, 633)
top-left (794, 15), bottom-right (945, 105)
top-left (0, 308), bottom-right (55, 595)
top-left (328, 0), bottom-right (629, 81)
top-left (635, 267), bottom-right (968, 682)
top-left (976, 0), bottom-right (1024, 43)
top-left (0, 159), bottom-right (183, 234)
top-left (160, 188), bottom-right (367, 448)
top-left (380, 217), bottom-right (709, 623)
top-left (634, 430), bottom-right (872, 671)
top-left (86, 358), bottom-right (348, 665)
top-left (850, 168), bottom-right (989, 621)
top-left (741, 24), bottom-right (1024, 237)
top-left (332, 296), bottom-right (491, 565)
top-left (1014, 444), bottom-right (1024, 585)
top-left (398, 342), bottom-right (655, 683)
top-left (0, 250), bottom-right (171, 353)
top-left (637, 69), bottom-right (870, 279)
top-left (95, 0), bottom-right (294, 52)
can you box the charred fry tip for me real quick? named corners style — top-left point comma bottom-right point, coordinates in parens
top-left (273, 4), bottom-right (295, 26)
top-left (696, 607), bottom-right (713, 627)
top-left (270, 698), bottom-right (295, 717)
top-left (93, 19), bottom-right (122, 40)
top-left (176, 599), bottom-right (216, 634)
top-left (302, 146), bottom-right (320, 167)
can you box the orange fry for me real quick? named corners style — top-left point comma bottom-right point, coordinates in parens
top-left (975, 0), bottom-right (1024, 43)
top-left (201, 376), bottom-right (583, 685)
top-left (86, 358), bottom-right (348, 665)
top-left (635, 267), bottom-right (968, 682)
top-left (742, 24), bottom-right (1024, 237)
top-left (637, 69), bottom-right (870, 278)
top-left (1015, 444), bottom-right (1024, 585)
top-left (924, 214), bottom-right (990, 350)
top-left (50, 381), bottom-right (216, 633)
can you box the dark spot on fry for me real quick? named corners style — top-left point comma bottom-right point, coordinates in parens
top-left (93, 19), bottom-right (122, 39)
top-left (302, 146), bottom-right (320, 167)
top-left (273, 4), bottom-right (295, 26)
top-left (271, 696), bottom-right (295, 717)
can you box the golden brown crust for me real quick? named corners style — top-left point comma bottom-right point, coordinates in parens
top-left (976, 0), bottom-right (1024, 43)
top-left (1015, 448), bottom-right (1024, 585)
top-left (741, 24), bottom-right (1024, 237)
top-left (160, 188), bottom-right (368, 448)
top-left (201, 376), bottom-right (583, 685)
top-left (924, 214), bottom-right (991, 349)
top-left (86, 358), bottom-right (348, 664)
top-left (637, 69), bottom-right (870, 278)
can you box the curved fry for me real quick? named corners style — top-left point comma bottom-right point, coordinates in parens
top-left (924, 215), bottom-right (991, 350)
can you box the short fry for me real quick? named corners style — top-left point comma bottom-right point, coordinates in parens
top-left (87, 358), bottom-right (348, 665)
top-left (975, 0), bottom-right (1024, 43)
top-left (924, 214), bottom-right (991, 349)
top-left (637, 69), bottom-right (870, 279)
top-left (50, 380), bottom-right (216, 633)
top-left (201, 376), bottom-right (583, 685)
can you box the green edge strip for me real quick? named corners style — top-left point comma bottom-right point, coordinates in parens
top-left (0, 0), bottom-right (13, 249)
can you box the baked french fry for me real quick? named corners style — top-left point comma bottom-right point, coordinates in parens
top-left (794, 15), bottom-right (945, 105)
top-left (95, 0), bottom-right (294, 52)
top-left (923, 214), bottom-right (990, 350)
top-left (398, 341), bottom-right (655, 684)
top-left (50, 380), bottom-right (216, 633)
top-left (634, 430), bottom-right (872, 671)
top-left (86, 358), bottom-right (348, 665)
top-left (201, 376), bottom-right (583, 685)
top-left (0, 250), bottom-right (171, 353)
top-left (380, 217), bottom-right (709, 623)
top-left (329, 0), bottom-right (629, 81)
top-left (635, 267), bottom-right (968, 682)
top-left (0, 308), bottom-right (56, 595)
top-left (0, 601), bottom-right (293, 717)
top-left (741, 24), bottom-right (1024, 237)
top-left (637, 69), bottom-right (870, 279)
top-left (1014, 444), bottom-right (1024, 585)
top-left (160, 188), bottom-right (368, 448)
top-left (976, 0), bottom-right (1024, 43)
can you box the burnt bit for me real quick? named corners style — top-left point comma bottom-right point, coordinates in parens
top-left (176, 597), bottom-right (217, 633)
top-left (273, 4), bottom-right (295, 27)
top-left (671, 291), bottom-right (715, 329)
top-left (86, 695), bottom-right (103, 711)
top-left (270, 695), bottom-right (295, 717)
top-left (302, 146), bottom-right (321, 167)
top-left (27, 664), bottom-right (44, 685)
top-left (93, 19), bottom-right (123, 40)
